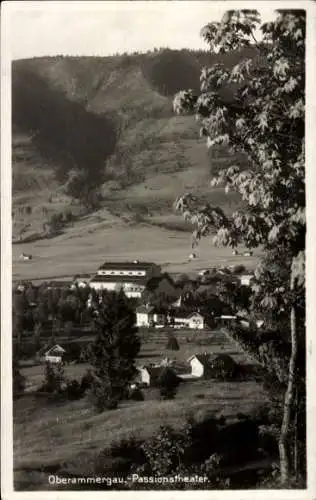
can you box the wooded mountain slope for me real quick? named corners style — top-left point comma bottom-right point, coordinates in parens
top-left (12, 48), bottom-right (255, 240)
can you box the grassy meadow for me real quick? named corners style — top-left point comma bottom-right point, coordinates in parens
top-left (15, 327), bottom-right (269, 489)
top-left (12, 213), bottom-right (260, 282)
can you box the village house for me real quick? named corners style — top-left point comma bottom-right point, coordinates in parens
top-left (187, 353), bottom-right (237, 379)
top-left (187, 354), bottom-right (215, 378)
top-left (89, 260), bottom-right (162, 298)
top-left (37, 344), bottom-right (66, 364)
top-left (19, 252), bottom-right (32, 261)
top-left (173, 311), bottom-right (205, 329)
top-left (136, 305), bottom-right (155, 327)
top-left (135, 365), bottom-right (164, 387)
top-left (136, 305), bottom-right (166, 327)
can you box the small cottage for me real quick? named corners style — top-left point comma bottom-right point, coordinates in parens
top-left (20, 253), bottom-right (32, 261)
top-left (136, 305), bottom-right (166, 327)
top-left (135, 366), bottom-right (164, 387)
top-left (37, 344), bottom-right (66, 364)
top-left (188, 353), bottom-right (237, 379)
top-left (174, 312), bottom-right (205, 329)
top-left (136, 365), bottom-right (179, 387)
top-left (187, 354), bottom-right (215, 378)
top-left (136, 305), bottom-right (155, 327)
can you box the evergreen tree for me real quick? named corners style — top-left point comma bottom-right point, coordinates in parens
top-left (158, 367), bottom-right (180, 400)
top-left (88, 290), bottom-right (140, 411)
top-left (166, 335), bottom-right (180, 351)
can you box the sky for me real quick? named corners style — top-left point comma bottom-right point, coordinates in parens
top-left (4, 1), bottom-right (280, 60)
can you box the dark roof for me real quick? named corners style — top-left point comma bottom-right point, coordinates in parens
top-left (36, 343), bottom-right (66, 356)
top-left (145, 366), bottom-right (164, 379)
top-left (146, 274), bottom-right (176, 292)
top-left (98, 261), bottom-right (160, 271)
top-left (190, 353), bottom-right (215, 366)
top-left (142, 365), bottom-right (176, 380)
top-left (175, 310), bottom-right (204, 319)
top-left (136, 305), bottom-right (155, 314)
top-left (90, 275), bottom-right (148, 285)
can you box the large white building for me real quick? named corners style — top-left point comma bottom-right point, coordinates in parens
top-left (89, 260), bottom-right (162, 298)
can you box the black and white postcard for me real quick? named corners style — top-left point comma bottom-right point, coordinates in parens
top-left (1, 1), bottom-right (316, 498)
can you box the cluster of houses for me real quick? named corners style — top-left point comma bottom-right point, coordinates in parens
top-left (37, 344), bottom-right (237, 388)
top-left (15, 259), bottom-right (259, 334)
top-left (135, 302), bottom-right (205, 329)
top-left (135, 352), bottom-right (237, 386)
top-left (16, 259), bottom-right (255, 297)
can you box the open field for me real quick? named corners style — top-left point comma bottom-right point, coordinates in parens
top-left (15, 327), bottom-right (268, 484)
top-left (12, 217), bottom-right (261, 282)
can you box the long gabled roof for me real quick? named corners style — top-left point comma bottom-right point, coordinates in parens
top-left (98, 261), bottom-right (159, 271)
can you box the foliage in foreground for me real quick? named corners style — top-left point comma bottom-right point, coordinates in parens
top-left (173, 9), bottom-right (305, 485)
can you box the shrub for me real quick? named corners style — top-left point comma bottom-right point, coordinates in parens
top-left (40, 361), bottom-right (65, 393)
top-left (80, 369), bottom-right (94, 393)
top-left (209, 354), bottom-right (237, 380)
top-left (65, 379), bottom-right (83, 400)
top-left (129, 387), bottom-right (145, 401)
top-left (157, 367), bottom-right (180, 400)
top-left (233, 264), bottom-right (246, 274)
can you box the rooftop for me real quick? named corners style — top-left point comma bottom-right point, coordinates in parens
top-left (136, 305), bottom-right (155, 314)
top-left (188, 353), bottom-right (215, 366)
top-left (175, 311), bottom-right (204, 319)
top-left (98, 261), bottom-right (160, 271)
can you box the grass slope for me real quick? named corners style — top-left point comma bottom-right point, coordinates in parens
top-left (15, 328), bottom-right (268, 482)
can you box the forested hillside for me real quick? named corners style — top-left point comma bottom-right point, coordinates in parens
top-left (12, 48), bottom-right (256, 240)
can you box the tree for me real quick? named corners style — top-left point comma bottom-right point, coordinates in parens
top-left (87, 290), bottom-right (140, 411)
top-left (42, 361), bottom-right (65, 393)
top-left (173, 10), bottom-right (305, 485)
top-left (166, 335), bottom-right (180, 351)
top-left (157, 367), bottom-right (180, 400)
top-left (138, 424), bottom-right (191, 476)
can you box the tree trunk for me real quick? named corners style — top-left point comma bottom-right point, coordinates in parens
top-left (279, 272), bottom-right (298, 485)
top-left (293, 386), bottom-right (298, 481)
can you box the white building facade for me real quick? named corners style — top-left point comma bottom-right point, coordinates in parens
top-left (89, 261), bottom-right (162, 298)
top-left (174, 312), bottom-right (205, 329)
